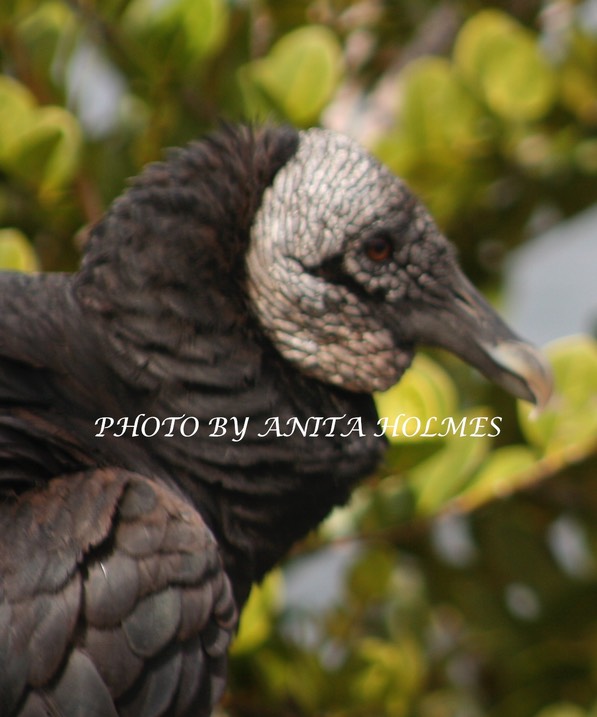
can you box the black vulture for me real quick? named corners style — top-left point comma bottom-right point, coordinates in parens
top-left (0, 125), bottom-right (551, 716)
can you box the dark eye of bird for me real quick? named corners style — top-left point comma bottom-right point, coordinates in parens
top-left (364, 234), bottom-right (393, 263)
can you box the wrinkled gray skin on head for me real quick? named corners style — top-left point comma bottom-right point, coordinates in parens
top-left (246, 128), bottom-right (553, 406)
top-left (246, 129), bottom-right (449, 392)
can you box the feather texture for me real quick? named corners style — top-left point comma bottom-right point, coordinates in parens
top-left (0, 124), bottom-right (551, 715)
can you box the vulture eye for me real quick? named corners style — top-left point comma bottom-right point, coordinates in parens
top-left (364, 234), bottom-right (393, 263)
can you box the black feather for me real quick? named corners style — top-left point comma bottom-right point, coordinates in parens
top-left (1, 124), bottom-right (540, 717)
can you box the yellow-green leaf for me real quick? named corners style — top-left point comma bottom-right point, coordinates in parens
top-left (231, 570), bottom-right (282, 655)
top-left (0, 229), bottom-right (39, 272)
top-left (353, 637), bottom-right (425, 710)
top-left (34, 107), bottom-right (82, 196)
top-left (375, 354), bottom-right (458, 444)
top-left (246, 26), bottom-right (343, 126)
top-left (15, 2), bottom-right (78, 80)
top-left (397, 57), bottom-right (490, 157)
top-left (454, 445), bottom-right (539, 511)
top-left (0, 77), bottom-right (81, 198)
top-left (518, 335), bottom-right (597, 460)
top-left (159, 0), bottom-right (228, 60)
top-left (455, 10), bottom-right (556, 121)
top-left (408, 423), bottom-right (490, 514)
top-left (124, 0), bottom-right (228, 63)
top-left (5, 107), bottom-right (82, 199)
top-left (0, 77), bottom-right (37, 162)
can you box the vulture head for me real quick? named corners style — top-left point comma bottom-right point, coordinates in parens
top-left (245, 128), bottom-right (551, 405)
top-left (77, 123), bottom-right (552, 436)
top-left (72, 123), bottom-right (555, 576)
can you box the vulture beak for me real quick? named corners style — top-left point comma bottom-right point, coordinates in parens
top-left (404, 266), bottom-right (553, 410)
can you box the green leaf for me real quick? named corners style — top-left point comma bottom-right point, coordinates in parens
top-left (245, 26), bottom-right (343, 126)
top-left (375, 58), bottom-right (492, 225)
top-left (454, 445), bottom-right (539, 511)
top-left (454, 10), bottom-right (556, 121)
top-left (352, 637), bottom-right (425, 711)
top-left (0, 77), bottom-right (81, 198)
top-left (0, 76), bottom-right (37, 161)
top-left (7, 107), bottom-right (81, 199)
top-left (375, 354), bottom-right (458, 444)
top-left (33, 107), bottom-right (82, 197)
top-left (124, 0), bottom-right (228, 64)
top-left (255, 649), bottom-right (326, 713)
top-left (15, 2), bottom-right (78, 83)
top-left (397, 57), bottom-right (490, 158)
top-left (0, 229), bottom-right (39, 272)
top-left (10, 123), bottom-right (63, 184)
top-left (408, 418), bottom-right (491, 514)
top-left (231, 570), bottom-right (282, 655)
top-left (518, 336), bottom-right (597, 460)
top-left (158, 0), bottom-right (228, 60)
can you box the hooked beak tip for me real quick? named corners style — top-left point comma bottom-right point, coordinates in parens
top-left (482, 340), bottom-right (553, 413)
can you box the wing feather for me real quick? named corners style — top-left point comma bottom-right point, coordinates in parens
top-left (0, 468), bottom-right (238, 717)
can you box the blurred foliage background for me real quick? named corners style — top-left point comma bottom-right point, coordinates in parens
top-left (1, 1), bottom-right (596, 716)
